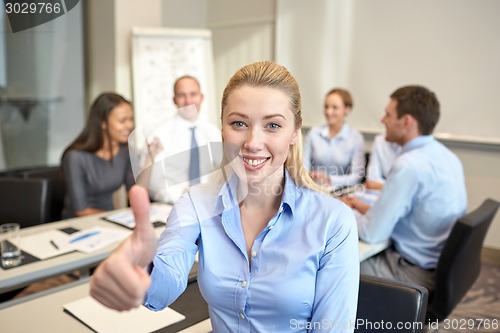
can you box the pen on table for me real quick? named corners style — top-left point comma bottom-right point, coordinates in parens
top-left (70, 231), bottom-right (101, 244)
top-left (50, 240), bottom-right (59, 250)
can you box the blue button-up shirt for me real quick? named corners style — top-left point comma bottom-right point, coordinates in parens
top-left (303, 123), bottom-right (365, 188)
top-left (145, 170), bottom-right (359, 332)
top-left (357, 136), bottom-right (467, 269)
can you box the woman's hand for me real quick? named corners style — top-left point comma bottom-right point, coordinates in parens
top-left (309, 170), bottom-right (331, 185)
top-left (90, 185), bottom-right (158, 311)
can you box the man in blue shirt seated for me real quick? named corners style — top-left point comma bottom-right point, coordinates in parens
top-left (343, 85), bottom-right (467, 291)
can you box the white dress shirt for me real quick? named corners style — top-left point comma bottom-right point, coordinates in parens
top-left (145, 114), bottom-right (222, 204)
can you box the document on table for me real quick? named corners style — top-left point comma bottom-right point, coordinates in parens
top-left (103, 204), bottom-right (172, 229)
top-left (63, 296), bottom-right (185, 333)
top-left (353, 188), bottom-right (381, 205)
top-left (177, 319), bottom-right (212, 333)
top-left (358, 239), bottom-right (391, 261)
top-left (19, 227), bottom-right (129, 260)
top-left (20, 229), bottom-right (75, 260)
top-left (51, 226), bottom-right (130, 254)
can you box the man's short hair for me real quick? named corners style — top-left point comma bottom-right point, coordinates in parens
top-left (173, 75), bottom-right (201, 95)
top-left (390, 85), bottom-right (440, 135)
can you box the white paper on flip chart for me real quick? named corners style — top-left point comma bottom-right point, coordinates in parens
top-left (63, 296), bottom-right (185, 333)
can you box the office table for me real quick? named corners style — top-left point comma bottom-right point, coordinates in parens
top-left (0, 205), bottom-right (170, 294)
top-left (359, 239), bottom-right (389, 261)
top-left (0, 276), bottom-right (210, 333)
top-left (0, 238), bottom-right (389, 332)
top-left (1, 199), bottom-right (389, 295)
top-left (0, 200), bottom-right (389, 332)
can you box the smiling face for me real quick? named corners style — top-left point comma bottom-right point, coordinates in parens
top-left (103, 102), bottom-right (134, 145)
top-left (173, 77), bottom-right (204, 121)
top-left (381, 98), bottom-right (406, 145)
top-left (324, 92), bottom-right (350, 128)
top-left (221, 86), bottom-right (299, 188)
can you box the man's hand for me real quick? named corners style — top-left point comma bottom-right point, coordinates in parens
top-left (342, 195), bottom-right (371, 214)
top-left (364, 180), bottom-right (384, 191)
top-left (309, 170), bottom-right (331, 185)
top-left (147, 137), bottom-right (164, 159)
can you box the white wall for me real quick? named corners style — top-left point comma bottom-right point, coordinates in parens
top-left (162, 0), bottom-right (208, 28)
top-left (85, 0), bottom-right (115, 104)
top-left (85, 0), bottom-right (162, 103)
top-left (85, 0), bottom-right (162, 208)
top-left (86, 0), bottom-right (276, 115)
top-left (275, 0), bottom-right (500, 250)
top-left (208, 0), bottom-right (276, 114)
top-left (276, 0), bottom-right (500, 146)
top-left (84, 1), bottom-right (500, 250)
top-left (161, 0), bottom-right (275, 121)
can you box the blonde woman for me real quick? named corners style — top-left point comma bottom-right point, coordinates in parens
top-left (91, 62), bottom-right (359, 332)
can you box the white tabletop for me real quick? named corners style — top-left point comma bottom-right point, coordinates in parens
top-left (0, 277), bottom-right (211, 333)
top-left (1, 198), bottom-right (388, 295)
top-left (0, 239), bottom-right (389, 333)
top-left (359, 239), bottom-right (390, 261)
top-left (0, 205), bottom-right (170, 294)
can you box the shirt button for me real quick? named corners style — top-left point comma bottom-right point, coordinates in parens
top-left (251, 250), bottom-right (257, 257)
top-left (241, 280), bottom-right (247, 288)
top-left (240, 313), bottom-right (245, 319)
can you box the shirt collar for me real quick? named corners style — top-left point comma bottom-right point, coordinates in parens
top-left (401, 135), bottom-right (434, 153)
top-left (320, 123), bottom-right (349, 140)
top-left (175, 113), bottom-right (199, 128)
top-left (281, 169), bottom-right (296, 215)
top-left (214, 169), bottom-right (240, 216)
top-left (214, 168), bottom-right (297, 218)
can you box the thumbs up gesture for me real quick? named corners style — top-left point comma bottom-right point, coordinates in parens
top-left (90, 185), bottom-right (158, 311)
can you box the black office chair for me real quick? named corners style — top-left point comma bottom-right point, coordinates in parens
top-left (0, 165), bottom-right (49, 178)
top-left (361, 151), bottom-right (370, 183)
top-left (355, 275), bottom-right (428, 333)
top-left (22, 166), bottom-right (65, 222)
top-left (426, 198), bottom-right (499, 322)
top-left (0, 177), bottom-right (51, 227)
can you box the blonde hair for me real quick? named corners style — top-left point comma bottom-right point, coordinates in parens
top-left (221, 61), bottom-right (321, 192)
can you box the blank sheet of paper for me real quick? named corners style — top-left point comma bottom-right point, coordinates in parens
top-left (63, 296), bottom-right (185, 333)
top-left (20, 230), bottom-right (73, 260)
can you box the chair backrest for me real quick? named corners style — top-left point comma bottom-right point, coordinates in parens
top-left (355, 274), bottom-right (428, 333)
top-left (0, 177), bottom-right (51, 227)
top-left (361, 151), bottom-right (370, 183)
top-left (0, 165), bottom-right (49, 178)
top-left (427, 198), bottom-right (499, 322)
top-left (22, 166), bottom-right (65, 222)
